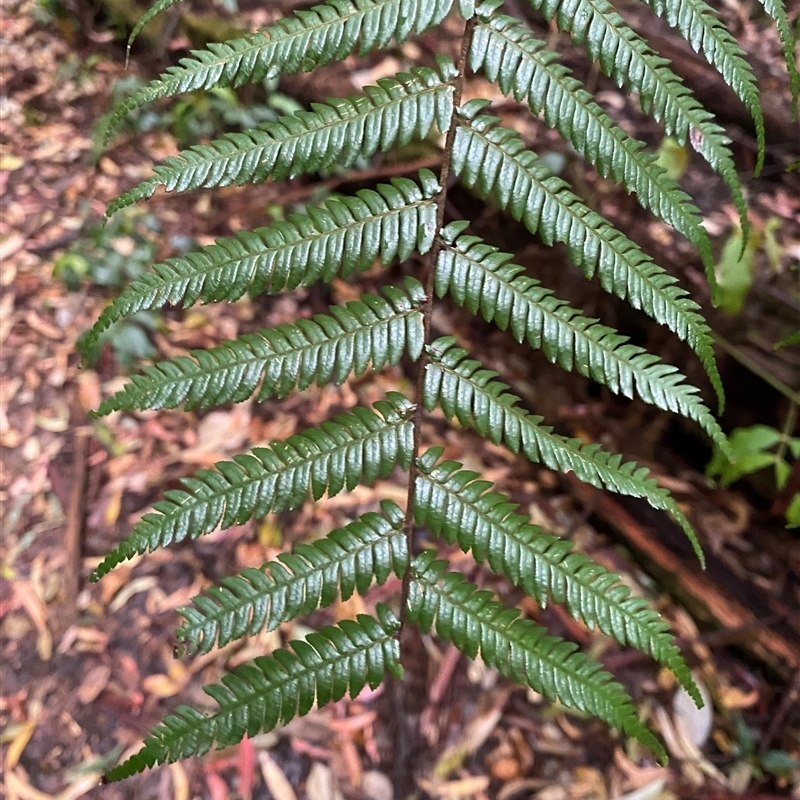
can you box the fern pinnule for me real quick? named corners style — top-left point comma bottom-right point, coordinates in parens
top-left (105, 607), bottom-right (402, 782)
top-left (94, 280), bottom-right (426, 414)
top-left (105, 0), bottom-right (457, 138)
top-left (527, 0), bottom-right (749, 241)
top-left (414, 449), bottom-right (701, 704)
top-left (408, 551), bottom-right (668, 762)
top-left (108, 61), bottom-right (456, 215)
top-left (80, 174), bottom-right (440, 357)
top-left (177, 501), bottom-right (407, 653)
top-left (124, 0), bottom-right (187, 64)
top-left (638, 0), bottom-right (765, 173)
top-left (91, 395), bottom-right (415, 580)
top-left (424, 338), bottom-right (704, 564)
top-left (452, 107), bottom-right (724, 409)
top-left (436, 228), bottom-right (728, 451)
top-left (756, 0), bottom-right (799, 114)
top-left (471, 3), bottom-right (711, 252)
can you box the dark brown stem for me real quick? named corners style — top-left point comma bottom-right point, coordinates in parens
top-left (399, 13), bottom-right (477, 623)
top-left (392, 16), bottom-right (477, 800)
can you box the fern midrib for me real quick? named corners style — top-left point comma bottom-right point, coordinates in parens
top-left (398, 14), bottom-right (479, 628)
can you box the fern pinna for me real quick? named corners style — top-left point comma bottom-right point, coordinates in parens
top-left (85, 0), bottom-right (794, 785)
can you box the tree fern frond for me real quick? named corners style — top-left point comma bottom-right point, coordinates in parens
top-left (414, 450), bottom-right (701, 704)
top-left (126, 0), bottom-right (186, 63)
top-left (636, 0), bottom-right (765, 174)
top-left (756, 0), bottom-right (799, 115)
top-left (105, 607), bottom-right (402, 781)
top-left (459, 0), bottom-right (477, 17)
top-left (106, 0), bottom-right (456, 136)
top-left (452, 107), bottom-right (723, 409)
top-left (108, 61), bottom-right (456, 214)
top-left (80, 173), bottom-right (440, 358)
top-left (424, 337), bottom-right (704, 564)
top-left (436, 228), bottom-right (727, 451)
top-left (407, 551), bottom-right (668, 762)
top-left (177, 501), bottom-right (407, 654)
top-left (471, 4), bottom-right (711, 248)
top-left (527, 0), bottom-right (748, 239)
top-left (94, 280), bottom-right (426, 415)
top-left (91, 394), bottom-right (415, 580)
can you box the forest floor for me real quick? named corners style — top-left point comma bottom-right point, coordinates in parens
top-left (1, 1), bottom-right (799, 799)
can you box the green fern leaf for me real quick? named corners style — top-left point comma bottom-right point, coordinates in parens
top-left (453, 106), bottom-right (723, 409)
top-left (126, 0), bottom-right (186, 63)
top-left (108, 61), bottom-right (456, 214)
top-left (424, 337), bottom-right (704, 564)
top-left (637, 0), bottom-right (765, 174)
top-left (94, 280), bottom-right (426, 414)
top-left (472, 4), bottom-right (711, 250)
top-left (756, 0), bottom-right (799, 115)
top-left (104, 607), bottom-right (402, 781)
top-left (178, 501), bottom-right (407, 653)
top-left (414, 450), bottom-right (701, 705)
top-left (458, 0), bottom-right (476, 17)
top-left (80, 173), bottom-right (439, 358)
top-left (436, 228), bottom-right (728, 451)
top-left (527, 0), bottom-right (748, 240)
top-left (408, 551), bottom-right (667, 762)
top-left (106, 0), bottom-right (456, 136)
top-left (91, 394), bottom-right (415, 580)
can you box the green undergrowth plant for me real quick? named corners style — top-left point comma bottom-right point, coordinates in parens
top-left (84, 0), bottom-right (797, 786)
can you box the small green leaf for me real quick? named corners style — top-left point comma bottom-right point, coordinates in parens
top-left (716, 227), bottom-right (759, 315)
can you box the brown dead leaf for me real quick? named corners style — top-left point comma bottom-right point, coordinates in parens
top-left (5, 700), bottom-right (42, 769)
top-left (76, 663), bottom-right (111, 704)
top-left (259, 751), bottom-right (298, 800)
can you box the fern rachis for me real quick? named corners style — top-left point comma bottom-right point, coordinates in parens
top-left (86, 0), bottom-right (794, 785)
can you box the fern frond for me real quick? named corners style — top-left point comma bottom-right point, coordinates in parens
top-left (105, 607), bottom-right (402, 781)
top-left (126, 0), bottom-right (186, 62)
top-left (756, 0), bottom-right (799, 115)
top-left (108, 60), bottom-right (455, 214)
top-left (94, 280), bottom-right (426, 415)
top-left (414, 450), bottom-right (701, 704)
top-left (453, 106), bottom-right (723, 409)
top-left (436, 227), bottom-right (727, 451)
top-left (80, 174), bottom-right (439, 357)
top-left (527, 0), bottom-right (748, 239)
top-left (178, 501), bottom-right (407, 654)
top-left (636, 0), bottom-right (765, 174)
top-left (91, 394), bottom-right (415, 580)
top-left (106, 0), bottom-right (456, 136)
top-left (471, 4), bottom-right (710, 248)
top-left (424, 338), bottom-right (704, 564)
top-left (407, 551), bottom-right (667, 762)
